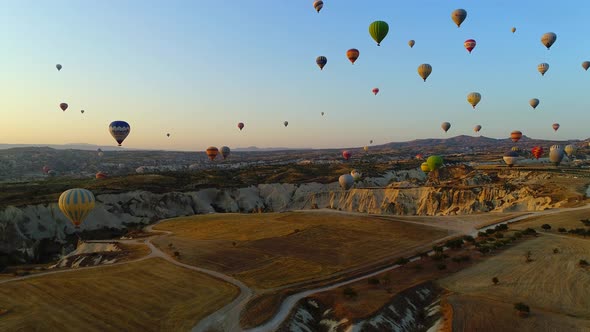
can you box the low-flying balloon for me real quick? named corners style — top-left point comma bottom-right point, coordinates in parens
top-left (351, 170), bottom-right (362, 182)
top-left (549, 145), bottom-right (565, 166)
top-left (503, 151), bottom-right (519, 167)
top-left (60, 103), bottom-right (68, 111)
top-left (451, 9), bottom-right (467, 27)
top-left (221, 146), bottom-right (231, 159)
top-left (369, 21), bottom-right (389, 46)
top-left (420, 162), bottom-right (430, 173)
top-left (510, 130), bottom-right (523, 142)
top-left (42, 166), bottom-right (50, 174)
top-left (565, 144), bottom-right (576, 157)
top-left (417, 64), bottom-right (432, 82)
top-left (529, 98), bottom-right (540, 109)
top-left (206, 146), bottom-right (219, 160)
top-left (416, 153), bottom-right (424, 160)
top-left (464, 39), bottom-right (476, 53)
top-left (408, 40), bottom-right (415, 48)
top-left (372, 88), bottom-right (379, 95)
top-left (346, 49), bottom-right (359, 64)
top-left (427, 155), bottom-right (443, 171)
top-left (342, 150), bottom-right (351, 160)
top-left (109, 121), bottom-right (131, 146)
top-left (339, 174), bottom-right (354, 190)
top-left (552, 123), bottom-right (560, 132)
top-left (58, 188), bottom-right (96, 228)
top-left (538, 63), bottom-right (549, 76)
top-left (474, 125), bottom-right (482, 133)
top-left (441, 122), bottom-right (451, 133)
top-left (98, 151), bottom-right (104, 157)
top-left (531, 146), bottom-right (544, 159)
top-left (583, 61), bottom-right (590, 71)
top-left (316, 56), bottom-right (327, 70)
top-left (95, 172), bottom-right (108, 179)
top-left (313, 0), bottom-right (323, 13)
top-left (238, 122), bottom-right (244, 131)
top-left (467, 92), bottom-right (481, 109)
top-left (541, 32), bottom-right (557, 49)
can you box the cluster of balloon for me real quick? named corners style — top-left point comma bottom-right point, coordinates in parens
top-left (503, 151), bottom-right (520, 167)
top-left (342, 150), bottom-right (351, 160)
top-left (339, 174), bottom-right (354, 190)
top-left (350, 169), bottom-right (362, 182)
top-left (549, 145), bottom-right (565, 166)
top-left (510, 130), bottom-right (523, 142)
top-left (552, 123), bottom-right (560, 132)
top-left (372, 88), bottom-right (379, 95)
top-left (58, 188), bottom-right (96, 229)
top-left (531, 146), bottom-right (544, 159)
top-left (238, 122), bottom-right (245, 131)
top-left (96, 172), bottom-right (108, 179)
top-left (441, 122), bottom-right (451, 133)
top-left (109, 121), bottom-right (131, 146)
top-left (206, 146), bottom-right (219, 160)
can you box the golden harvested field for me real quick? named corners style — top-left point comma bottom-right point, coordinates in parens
top-left (387, 212), bottom-right (528, 232)
top-left (153, 211), bottom-right (449, 289)
top-left (510, 208), bottom-right (590, 232)
top-left (439, 235), bottom-right (590, 320)
top-left (0, 258), bottom-right (238, 332)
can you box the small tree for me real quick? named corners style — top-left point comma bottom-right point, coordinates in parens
top-left (492, 277), bottom-right (499, 285)
top-left (432, 245), bottom-right (444, 253)
top-left (553, 248), bottom-right (559, 254)
top-left (541, 224), bottom-right (552, 231)
top-left (524, 250), bottom-right (532, 263)
top-left (463, 235), bottom-right (475, 243)
top-left (558, 227), bottom-right (567, 233)
top-left (514, 302), bottom-right (530, 318)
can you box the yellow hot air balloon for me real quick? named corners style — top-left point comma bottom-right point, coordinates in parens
top-left (467, 92), bottom-right (481, 109)
top-left (58, 188), bottom-right (96, 228)
top-left (363, 146), bottom-right (369, 152)
top-left (417, 64), bottom-right (432, 82)
top-left (511, 27), bottom-right (516, 33)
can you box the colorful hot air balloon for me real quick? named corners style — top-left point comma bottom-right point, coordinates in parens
top-left (369, 21), bottom-right (389, 46)
top-left (313, 0), bottom-right (323, 13)
top-left (350, 170), bottom-right (362, 182)
top-left (109, 121), bottom-right (131, 146)
top-left (58, 188), bottom-right (96, 228)
top-left (565, 144), bottom-right (576, 157)
top-left (363, 146), bottom-right (369, 152)
top-left (552, 123), bottom-right (560, 132)
top-left (56, 64), bottom-right (62, 71)
top-left (238, 122), bottom-right (244, 131)
top-left (464, 39), bottom-right (476, 53)
top-left (474, 125), bottom-right (482, 133)
top-left (510, 130), bottom-right (523, 142)
top-left (316, 56), bottom-right (327, 70)
top-left (416, 153), bottom-right (424, 160)
top-left (451, 9), bottom-right (467, 27)
top-left (541, 32), bottom-right (557, 50)
top-left (95, 172), bottom-right (108, 179)
top-left (346, 49), bottom-right (360, 64)
top-left (427, 155), bottom-right (443, 171)
top-left (206, 146), bottom-right (219, 160)
top-left (60, 103), bottom-right (68, 111)
top-left (503, 151), bottom-right (519, 167)
top-left (511, 146), bottom-right (522, 154)
top-left (342, 150), bottom-right (352, 160)
top-left (538, 63), bottom-right (550, 76)
top-left (549, 145), bottom-right (565, 166)
top-left (467, 92), bottom-right (481, 109)
top-left (529, 98), bottom-right (540, 109)
top-left (339, 174), bottom-right (354, 190)
top-left (372, 88), bottom-right (379, 95)
top-left (420, 162), bottom-right (430, 173)
top-left (511, 27), bottom-right (516, 33)
top-left (80, 110), bottom-right (85, 114)
top-left (531, 146), bottom-right (544, 159)
top-left (408, 40), bottom-right (415, 48)
top-left (221, 146), bottom-right (231, 159)
top-left (417, 64), bottom-right (432, 82)
top-left (441, 122), bottom-right (451, 133)
top-left (284, 121), bottom-right (289, 127)
top-left (583, 61), bottom-right (590, 71)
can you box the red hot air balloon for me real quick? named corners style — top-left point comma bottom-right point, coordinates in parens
top-left (95, 172), bottom-right (108, 179)
top-left (552, 123), bottom-right (560, 132)
top-left (531, 146), bottom-right (544, 159)
top-left (206, 147), bottom-right (219, 160)
top-left (372, 88), bottom-right (379, 95)
top-left (510, 130), bottom-right (523, 142)
top-left (238, 122), bottom-right (244, 131)
top-left (342, 150), bottom-right (352, 160)
top-left (346, 49), bottom-right (360, 64)
top-left (464, 39), bottom-right (476, 53)
top-left (60, 103), bottom-right (68, 111)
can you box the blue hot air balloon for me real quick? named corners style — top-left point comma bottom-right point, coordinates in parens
top-left (109, 121), bottom-right (131, 146)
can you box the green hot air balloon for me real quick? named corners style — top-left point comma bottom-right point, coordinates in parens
top-left (427, 155), bottom-right (443, 171)
top-left (369, 21), bottom-right (389, 46)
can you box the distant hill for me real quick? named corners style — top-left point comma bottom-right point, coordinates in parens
top-left (232, 146), bottom-right (313, 152)
top-left (0, 143), bottom-right (142, 151)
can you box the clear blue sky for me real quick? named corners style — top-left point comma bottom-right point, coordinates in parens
top-left (2, 0), bottom-right (590, 150)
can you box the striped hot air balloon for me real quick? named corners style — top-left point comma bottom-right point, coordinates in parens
top-left (109, 121), bottom-right (131, 146)
top-left (369, 21), bottom-right (389, 46)
top-left (538, 63), bottom-right (550, 76)
top-left (58, 188), bottom-right (96, 228)
top-left (316, 56), bottom-right (327, 70)
top-left (510, 130), bottom-right (523, 142)
top-left (531, 146), bottom-right (544, 159)
top-left (503, 151), bottom-right (520, 167)
top-left (420, 162), bottom-right (430, 173)
top-left (464, 39), bottom-right (476, 53)
top-left (206, 147), bottom-right (219, 160)
top-left (313, 0), bottom-right (323, 13)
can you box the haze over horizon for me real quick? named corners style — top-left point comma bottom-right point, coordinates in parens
top-left (3, 0), bottom-right (590, 150)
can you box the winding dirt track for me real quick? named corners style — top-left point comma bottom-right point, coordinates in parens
top-left (3, 205), bottom-right (590, 331)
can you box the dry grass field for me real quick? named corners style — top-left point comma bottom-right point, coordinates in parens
top-left (386, 212), bottom-right (528, 233)
top-left (439, 235), bottom-right (590, 320)
top-left (0, 258), bottom-right (238, 332)
top-left (153, 211), bottom-right (449, 289)
top-left (510, 208), bottom-right (590, 232)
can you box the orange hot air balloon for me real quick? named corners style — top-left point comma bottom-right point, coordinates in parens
top-left (346, 49), bottom-right (360, 64)
top-left (552, 123), bottom-right (560, 132)
top-left (372, 88), bottom-right (379, 95)
top-left (510, 130), bottom-right (523, 142)
top-left (342, 150), bottom-right (351, 160)
top-left (238, 122), bottom-right (244, 131)
top-left (531, 146), bottom-right (544, 159)
top-left (206, 147), bottom-right (219, 160)
top-left (464, 39), bottom-right (476, 53)
top-left (95, 172), bottom-right (108, 179)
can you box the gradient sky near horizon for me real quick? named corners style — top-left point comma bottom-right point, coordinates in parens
top-left (2, 0), bottom-right (590, 151)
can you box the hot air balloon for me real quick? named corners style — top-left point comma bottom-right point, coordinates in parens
top-left (109, 121), bottom-right (131, 146)
top-left (549, 145), bottom-right (565, 166)
top-left (60, 103), bottom-right (68, 111)
top-left (316, 56), bottom-right (327, 70)
top-left (583, 61), bottom-right (590, 71)
top-left (351, 170), bottom-right (362, 182)
top-left (417, 64), bottom-right (432, 82)
top-left (56, 64), bottom-right (62, 71)
top-left (346, 49), bottom-right (359, 64)
top-left (565, 144), bottom-right (576, 158)
top-left (369, 21), bottom-right (389, 46)
top-left (467, 92), bottom-right (481, 109)
top-left (284, 121), bottom-right (289, 127)
top-left (408, 40), bottom-right (415, 48)
top-left (342, 150), bottom-right (351, 160)
top-left (503, 151), bottom-right (519, 167)
top-left (58, 188), bottom-right (96, 228)
top-left (313, 0), bottom-right (323, 13)
top-left (538, 63), bottom-right (550, 76)
top-left (416, 153), bottom-right (424, 160)
top-left (372, 88), bottom-right (379, 95)
top-left (81, 110), bottom-right (85, 114)
top-left (369, 140), bottom-right (373, 144)
top-left (441, 122), bottom-right (451, 133)
top-left (42, 166), bottom-right (50, 174)
top-left (511, 27), bottom-right (516, 33)
top-left (530, 98), bottom-right (540, 109)
top-left (474, 125), bottom-right (482, 133)
top-left (167, 133), bottom-right (170, 137)
top-left (451, 9), bottom-right (467, 27)
top-left (95, 172), bottom-right (108, 179)
top-left (238, 122), bottom-right (244, 131)
top-left (464, 39), bottom-right (476, 53)
top-left (531, 146), bottom-right (544, 159)
top-left (511, 146), bottom-right (522, 154)
top-left (420, 162), bottom-right (430, 173)
top-left (339, 174), bottom-right (354, 190)
top-left (206, 146), bottom-right (219, 160)
top-left (363, 146), bottom-right (369, 152)
top-left (552, 123), bottom-right (560, 132)
top-left (541, 32), bottom-right (557, 50)
top-left (321, 112), bottom-right (325, 116)
top-left (510, 130), bottom-right (523, 142)
top-left (98, 151), bottom-right (104, 157)
top-left (427, 155), bottom-right (443, 171)
top-left (221, 146), bottom-right (231, 159)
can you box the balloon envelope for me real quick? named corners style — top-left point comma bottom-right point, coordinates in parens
top-left (221, 146), bottom-right (231, 159)
top-left (346, 49), bottom-right (359, 64)
top-left (420, 162), bottom-right (430, 173)
top-left (538, 63), bottom-right (550, 76)
top-left (56, 64), bottom-right (62, 71)
top-left (529, 98), bottom-right (540, 109)
top-left (510, 130), bottom-right (523, 142)
top-left (441, 122), bottom-right (451, 132)
top-left (417, 64), bottom-right (432, 82)
top-left (372, 88), bottom-right (379, 95)
top-left (451, 9), bottom-right (467, 27)
top-left (541, 32), bottom-right (557, 49)
top-left (109, 121), bottom-right (131, 146)
top-left (565, 145), bottom-right (576, 157)
top-left (464, 39), bottom-right (476, 53)
top-left (58, 188), bottom-right (96, 228)
top-left (408, 40), bottom-right (415, 48)
top-left (339, 174), bottom-right (354, 190)
top-left (313, 0), bottom-right (323, 13)
top-left (552, 123), bottom-right (560, 131)
top-left (95, 172), bottom-right (108, 179)
top-left (503, 151), bottom-right (520, 167)
top-left (549, 145), bottom-right (564, 165)
top-left (351, 170), bottom-right (362, 182)
top-left (467, 92), bottom-right (481, 109)
top-left (474, 125), bottom-right (482, 133)
top-left (369, 21), bottom-right (389, 46)
top-left (511, 27), bottom-right (516, 33)
top-left (583, 61), bottom-right (590, 71)
top-left (60, 103), bottom-right (68, 111)
top-left (342, 150), bottom-right (352, 160)
top-left (427, 156), bottom-right (443, 171)
top-left (238, 122), bottom-right (244, 130)
top-left (531, 146), bottom-right (544, 159)
top-left (206, 147), bottom-right (219, 160)
top-left (316, 56), bottom-right (327, 70)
